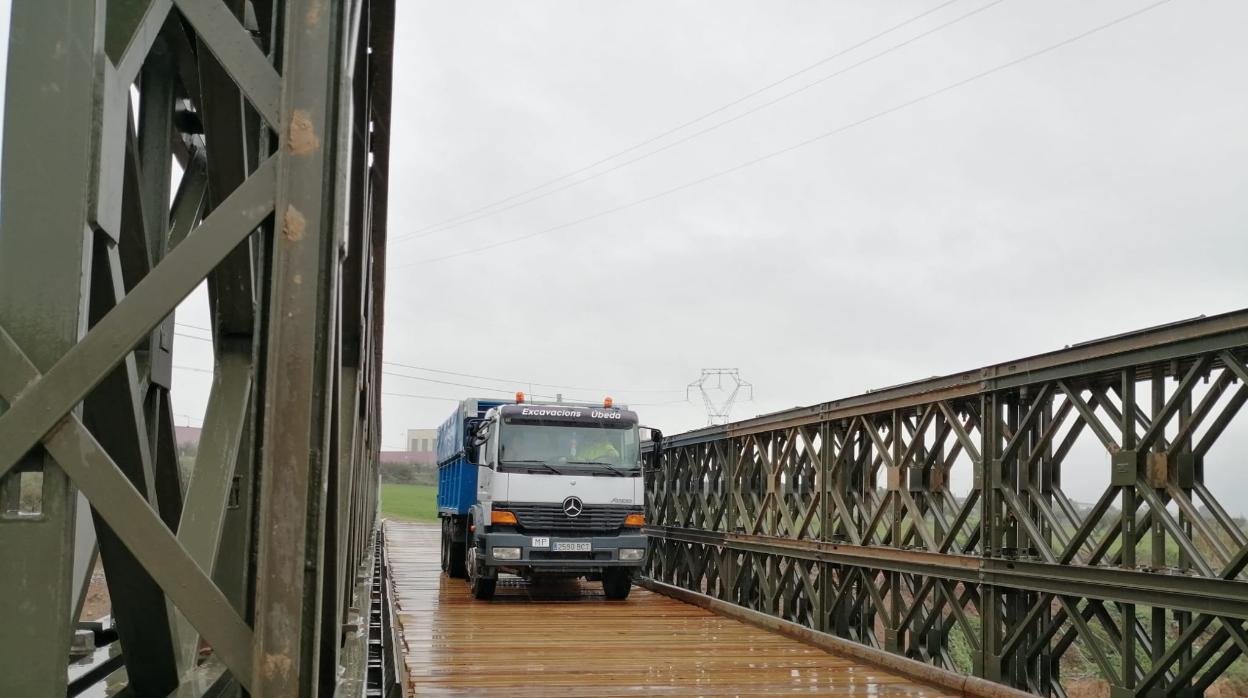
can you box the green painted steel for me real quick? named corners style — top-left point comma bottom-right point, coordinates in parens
top-left (645, 311), bottom-right (1248, 698)
top-left (0, 2), bottom-right (101, 694)
top-left (0, 0), bottom-right (397, 695)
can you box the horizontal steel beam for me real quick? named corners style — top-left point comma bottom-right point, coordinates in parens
top-left (646, 525), bottom-right (1248, 620)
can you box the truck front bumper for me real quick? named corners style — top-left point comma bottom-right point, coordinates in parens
top-left (480, 530), bottom-right (648, 573)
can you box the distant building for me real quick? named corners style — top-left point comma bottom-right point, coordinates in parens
top-left (379, 450), bottom-right (436, 465)
top-left (406, 428), bottom-right (437, 456)
top-left (374, 428), bottom-right (439, 467)
top-left (175, 426), bottom-right (201, 447)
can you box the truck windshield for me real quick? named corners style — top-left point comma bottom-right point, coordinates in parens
top-left (499, 423), bottom-right (641, 475)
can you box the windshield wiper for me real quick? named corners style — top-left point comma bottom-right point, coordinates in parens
top-left (565, 461), bottom-right (630, 476)
top-left (501, 459), bottom-right (561, 475)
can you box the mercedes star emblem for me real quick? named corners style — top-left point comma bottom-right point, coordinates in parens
top-left (562, 496), bottom-right (584, 518)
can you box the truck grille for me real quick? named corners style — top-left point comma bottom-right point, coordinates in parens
top-left (503, 502), bottom-right (636, 533)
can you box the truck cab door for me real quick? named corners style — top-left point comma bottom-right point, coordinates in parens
top-left (476, 419), bottom-right (497, 503)
top-left (477, 465), bottom-right (493, 503)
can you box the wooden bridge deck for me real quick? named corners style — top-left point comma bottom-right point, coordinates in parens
top-left (385, 522), bottom-right (954, 697)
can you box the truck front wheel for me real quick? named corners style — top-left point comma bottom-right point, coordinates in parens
top-left (439, 519), bottom-right (450, 572)
top-left (470, 571), bottom-right (496, 600)
top-left (446, 524), bottom-right (467, 579)
top-left (602, 569), bottom-right (632, 601)
top-left (467, 538), bottom-right (496, 600)
top-left (441, 517), bottom-right (467, 578)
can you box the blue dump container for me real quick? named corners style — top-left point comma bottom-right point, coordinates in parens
top-left (435, 398), bottom-right (508, 516)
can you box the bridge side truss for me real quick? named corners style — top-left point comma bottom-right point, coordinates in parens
top-left (0, 0), bottom-right (396, 695)
top-left (647, 313), bottom-right (1248, 697)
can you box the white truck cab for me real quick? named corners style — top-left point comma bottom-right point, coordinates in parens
top-left (438, 397), bottom-right (660, 600)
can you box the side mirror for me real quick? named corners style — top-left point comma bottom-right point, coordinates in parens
top-left (642, 427), bottom-right (663, 470)
top-left (464, 418), bottom-right (488, 462)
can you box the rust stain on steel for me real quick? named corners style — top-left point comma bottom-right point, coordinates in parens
top-left (262, 652), bottom-right (292, 681)
top-left (306, 2), bottom-right (322, 27)
top-left (282, 205), bottom-right (306, 242)
top-left (287, 110), bottom-right (319, 155)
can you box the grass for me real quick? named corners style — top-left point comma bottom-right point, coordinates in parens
top-left (380, 483), bottom-right (438, 522)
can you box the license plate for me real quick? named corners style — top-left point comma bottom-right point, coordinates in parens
top-left (530, 536), bottom-right (550, 548)
top-left (552, 541), bottom-right (592, 552)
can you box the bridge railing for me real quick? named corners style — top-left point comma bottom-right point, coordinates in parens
top-left (645, 310), bottom-right (1248, 697)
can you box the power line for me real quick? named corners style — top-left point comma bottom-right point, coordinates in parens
top-left (382, 368), bottom-right (570, 401)
top-left (177, 362), bottom-right (551, 401)
top-left (178, 365), bottom-right (688, 408)
top-left (382, 359), bottom-right (683, 394)
top-left (391, 0), bottom-right (985, 244)
top-left (400, 0), bottom-right (1176, 267)
top-left (175, 331), bottom-right (212, 343)
top-left (176, 363), bottom-right (578, 403)
top-left (624, 397), bottom-right (693, 407)
top-left (382, 391), bottom-right (461, 402)
top-left (174, 331), bottom-right (680, 396)
top-left (383, 369), bottom-right (692, 409)
top-left (385, 389), bottom-right (686, 409)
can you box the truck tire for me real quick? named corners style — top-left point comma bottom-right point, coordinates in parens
top-left (439, 519), bottom-right (449, 572)
top-left (470, 572), bottom-right (496, 600)
top-left (467, 537), bottom-right (495, 600)
top-left (602, 569), bottom-right (632, 601)
top-left (446, 520), bottom-right (467, 579)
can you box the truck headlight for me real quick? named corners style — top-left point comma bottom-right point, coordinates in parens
top-left (493, 547), bottom-right (521, 560)
top-left (619, 548), bottom-right (645, 561)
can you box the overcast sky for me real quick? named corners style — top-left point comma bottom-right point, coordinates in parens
top-left (2, 1), bottom-right (1245, 508)
top-left (366, 0), bottom-right (1248, 507)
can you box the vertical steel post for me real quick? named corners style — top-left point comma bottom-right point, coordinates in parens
top-left (1149, 367), bottom-right (1168, 693)
top-left (979, 392), bottom-right (1004, 682)
top-left (1118, 370), bottom-right (1138, 697)
top-left (1175, 376), bottom-right (1195, 694)
top-left (818, 419), bottom-right (832, 634)
top-left (0, 2), bottom-right (102, 694)
top-left (251, 0), bottom-right (348, 693)
top-left (886, 411), bottom-right (903, 653)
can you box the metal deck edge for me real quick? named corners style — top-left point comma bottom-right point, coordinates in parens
top-left (639, 577), bottom-right (1037, 698)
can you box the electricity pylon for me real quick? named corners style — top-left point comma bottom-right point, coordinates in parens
top-left (687, 368), bottom-right (753, 425)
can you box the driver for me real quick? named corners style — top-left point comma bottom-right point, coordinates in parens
top-left (574, 431), bottom-right (620, 463)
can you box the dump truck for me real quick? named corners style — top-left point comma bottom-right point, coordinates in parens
top-left (436, 394), bottom-right (660, 600)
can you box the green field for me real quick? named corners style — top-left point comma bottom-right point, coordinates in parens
top-left (380, 483), bottom-right (438, 522)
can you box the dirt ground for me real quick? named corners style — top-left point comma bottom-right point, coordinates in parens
top-left (79, 560), bottom-right (110, 622)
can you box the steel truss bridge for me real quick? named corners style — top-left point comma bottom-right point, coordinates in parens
top-left (0, 0), bottom-right (400, 695)
top-left (646, 311), bottom-right (1248, 697)
top-left (0, 1), bottom-right (1245, 697)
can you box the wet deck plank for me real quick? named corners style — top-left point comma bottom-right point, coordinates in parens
top-left (386, 521), bottom-right (955, 697)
